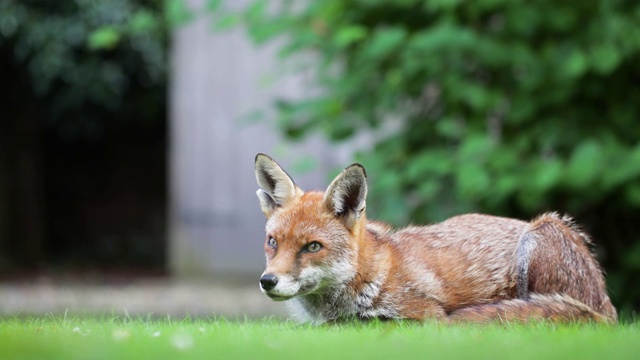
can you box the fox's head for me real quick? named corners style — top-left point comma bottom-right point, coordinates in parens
top-left (254, 153), bottom-right (368, 301)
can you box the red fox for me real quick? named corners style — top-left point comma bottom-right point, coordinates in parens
top-left (254, 153), bottom-right (617, 324)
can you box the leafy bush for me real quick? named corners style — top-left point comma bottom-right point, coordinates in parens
top-left (0, 0), bottom-right (166, 137)
top-left (211, 0), bottom-right (640, 314)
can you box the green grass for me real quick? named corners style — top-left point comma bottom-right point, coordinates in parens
top-left (1, 317), bottom-right (638, 360)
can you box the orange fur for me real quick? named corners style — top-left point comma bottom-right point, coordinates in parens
top-left (254, 154), bottom-right (617, 324)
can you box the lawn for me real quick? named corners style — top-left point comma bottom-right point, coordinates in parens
top-left (1, 317), bottom-right (638, 360)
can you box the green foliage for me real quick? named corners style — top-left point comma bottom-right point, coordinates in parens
top-left (211, 0), bottom-right (640, 312)
top-left (0, 317), bottom-right (639, 360)
top-left (165, 0), bottom-right (195, 27)
top-left (0, 0), bottom-right (166, 138)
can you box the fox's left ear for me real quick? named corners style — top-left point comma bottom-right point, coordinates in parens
top-left (324, 164), bottom-right (367, 230)
top-left (255, 153), bottom-right (303, 218)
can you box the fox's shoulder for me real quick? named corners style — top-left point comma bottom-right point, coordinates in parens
top-left (365, 220), bottom-right (394, 238)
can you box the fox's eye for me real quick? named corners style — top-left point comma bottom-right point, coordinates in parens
top-left (306, 241), bottom-right (322, 253)
top-left (268, 237), bottom-right (277, 248)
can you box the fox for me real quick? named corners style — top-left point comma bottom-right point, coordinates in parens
top-left (254, 153), bottom-right (617, 324)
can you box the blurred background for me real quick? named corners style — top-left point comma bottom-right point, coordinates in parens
top-left (0, 0), bottom-right (639, 318)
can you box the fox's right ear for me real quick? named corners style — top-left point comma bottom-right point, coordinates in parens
top-left (255, 153), bottom-right (301, 218)
top-left (323, 163), bottom-right (367, 230)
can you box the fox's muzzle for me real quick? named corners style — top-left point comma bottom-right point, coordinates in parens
top-left (259, 273), bottom-right (278, 291)
top-left (259, 271), bottom-right (307, 301)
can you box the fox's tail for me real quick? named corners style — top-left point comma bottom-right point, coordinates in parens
top-left (447, 293), bottom-right (615, 324)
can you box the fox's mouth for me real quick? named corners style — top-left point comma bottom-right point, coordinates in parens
top-left (265, 293), bottom-right (294, 301)
top-left (263, 284), bottom-right (320, 301)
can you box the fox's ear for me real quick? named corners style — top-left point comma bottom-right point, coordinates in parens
top-left (324, 164), bottom-right (367, 230)
top-left (255, 153), bottom-right (302, 218)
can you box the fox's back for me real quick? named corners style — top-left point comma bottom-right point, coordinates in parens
top-left (380, 214), bottom-right (528, 311)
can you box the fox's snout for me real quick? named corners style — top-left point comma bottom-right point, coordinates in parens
top-left (258, 271), bottom-right (308, 301)
top-left (259, 273), bottom-right (278, 291)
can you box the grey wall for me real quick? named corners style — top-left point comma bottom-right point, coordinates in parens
top-left (168, 1), bottom-right (355, 276)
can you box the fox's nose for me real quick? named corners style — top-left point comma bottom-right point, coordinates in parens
top-left (260, 273), bottom-right (279, 291)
